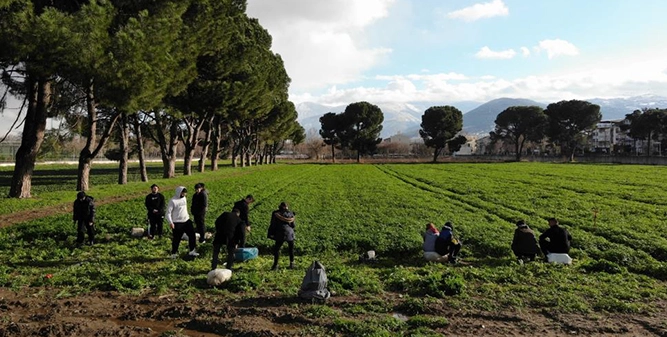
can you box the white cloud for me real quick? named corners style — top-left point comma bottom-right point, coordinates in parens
top-left (475, 46), bottom-right (516, 59)
top-left (291, 52), bottom-right (667, 105)
top-left (520, 47), bottom-right (531, 57)
top-left (447, 0), bottom-right (509, 22)
top-left (536, 39), bottom-right (579, 59)
top-left (246, 0), bottom-right (395, 90)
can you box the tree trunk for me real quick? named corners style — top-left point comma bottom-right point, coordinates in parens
top-left (9, 77), bottom-right (50, 198)
top-left (331, 144), bottom-right (336, 163)
top-left (76, 81), bottom-right (120, 191)
top-left (211, 128), bottom-right (220, 171)
top-left (133, 115), bottom-right (148, 182)
top-left (198, 118), bottom-right (213, 173)
top-left (153, 111), bottom-right (178, 178)
top-left (515, 137), bottom-right (522, 162)
top-left (356, 150), bottom-right (361, 163)
top-left (118, 111), bottom-right (129, 185)
top-left (432, 148), bottom-right (440, 163)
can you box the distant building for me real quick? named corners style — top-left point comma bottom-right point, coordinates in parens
top-left (454, 136), bottom-right (477, 155)
top-left (383, 133), bottom-right (411, 145)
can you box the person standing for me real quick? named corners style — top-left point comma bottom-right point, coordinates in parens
top-left (539, 218), bottom-right (572, 257)
top-left (166, 186), bottom-right (198, 258)
top-left (268, 202), bottom-right (296, 270)
top-left (211, 209), bottom-right (244, 270)
top-left (73, 191), bottom-right (96, 247)
top-left (511, 220), bottom-right (540, 263)
top-left (233, 194), bottom-right (254, 248)
top-left (191, 183), bottom-right (208, 243)
top-left (145, 184), bottom-right (166, 239)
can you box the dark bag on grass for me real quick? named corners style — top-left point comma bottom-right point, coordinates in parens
top-left (298, 261), bottom-right (331, 301)
top-left (434, 236), bottom-right (448, 256)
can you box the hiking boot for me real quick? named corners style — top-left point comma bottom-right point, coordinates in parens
top-left (188, 249), bottom-right (199, 257)
top-left (169, 253), bottom-right (178, 259)
top-left (87, 240), bottom-right (94, 246)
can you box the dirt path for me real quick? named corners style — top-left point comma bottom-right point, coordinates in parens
top-left (0, 288), bottom-right (665, 337)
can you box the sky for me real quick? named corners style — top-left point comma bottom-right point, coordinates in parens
top-left (246, 0), bottom-right (667, 106)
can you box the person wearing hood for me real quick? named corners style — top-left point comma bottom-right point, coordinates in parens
top-left (191, 183), bottom-right (208, 244)
top-left (73, 191), bottom-right (96, 246)
top-left (423, 222), bottom-right (449, 263)
top-left (166, 186), bottom-right (199, 258)
top-left (434, 222), bottom-right (462, 264)
top-left (233, 194), bottom-right (255, 248)
top-left (511, 220), bottom-right (540, 263)
top-left (145, 184), bottom-right (166, 239)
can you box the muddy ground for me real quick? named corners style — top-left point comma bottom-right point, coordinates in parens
top-left (0, 288), bottom-right (666, 337)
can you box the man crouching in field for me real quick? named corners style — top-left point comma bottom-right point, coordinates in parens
top-left (511, 220), bottom-right (540, 264)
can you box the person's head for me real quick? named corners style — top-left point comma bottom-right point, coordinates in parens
top-left (548, 217), bottom-right (558, 227)
top-left (232, 208), bottom-right (240, 215)
top-left (245, 194), bottom-right (255, 204)
top-left (279, 202), bottom-right (289, 211)
top-left (77, 191), bottom-right (86, 201)
top-left (194, 183), bottom-right (204, 192)
top-left (426, 222), bottom-right (439, 234)
top-left (516, 220), bottom-right (526, 227)
top-left (443, 221), bottom-right (453, 231)
top-left (150, 184), bottom-right (159, 194)
top-left (175, 186), bottom-right (187, 199)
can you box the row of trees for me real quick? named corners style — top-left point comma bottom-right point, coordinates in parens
top-left (0, 0), bottom-right (304, 198)
top-left (491, 100), bottom-right (602, 161)
top-left (622, 108), bottom-right (667, 156)
top-left (319, 103), bottom-right (467, 163)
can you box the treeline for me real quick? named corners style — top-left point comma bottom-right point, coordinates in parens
top-left (0, 0), bottom-right (304, 198)
top-left (492, 100), bottom-right (667, 161)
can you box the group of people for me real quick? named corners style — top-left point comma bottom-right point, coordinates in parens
top-left (143, 184), bottom-right (297, 271)
top-left (421, 217), bottom-right (573, 264)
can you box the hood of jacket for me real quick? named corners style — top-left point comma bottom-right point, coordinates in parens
top-left (173, 186), bottom-right (186, 199)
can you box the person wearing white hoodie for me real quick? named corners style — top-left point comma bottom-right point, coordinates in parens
top-left (166, 186), bottom-right (198, 258)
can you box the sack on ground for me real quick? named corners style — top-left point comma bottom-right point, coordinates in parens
top-left (424, 251), bottom-right (449, 263)
top-left (547, 253), bottom-right (572, 265)
top-left (234, 247), bottom-right (258, 262)
top-left (298, 261), bottom-right (331, 301)
top-left (207, 268), bottom-right (232, 286)
top-left (131, 227), bottom-right (144, 238)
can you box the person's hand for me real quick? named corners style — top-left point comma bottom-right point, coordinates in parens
top-left (170, 223), bottom-right (175, 229)
top-left (89, 222), bottom-right (93, 226)
top-left (246, 226), bottom-right (251, 233)
top-left (153, 209), bottom-right (158, 213)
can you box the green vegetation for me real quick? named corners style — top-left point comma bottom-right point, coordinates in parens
top-left (1, 162), bottom-right (666, 335)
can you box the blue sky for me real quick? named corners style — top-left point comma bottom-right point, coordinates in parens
top-left (247, 0), bottom-right (667, 105)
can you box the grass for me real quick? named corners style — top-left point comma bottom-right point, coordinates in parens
top-left (0, 161), bottom-right (666, 335)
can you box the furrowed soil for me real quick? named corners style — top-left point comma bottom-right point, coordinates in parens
top-left (1, 288), bottom-right (666, 337)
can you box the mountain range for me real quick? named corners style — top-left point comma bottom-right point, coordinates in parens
top-left (296, 95), bottom-right (667, 139)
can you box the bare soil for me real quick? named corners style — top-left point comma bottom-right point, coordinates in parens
top-left (1, 288), bottom-right (666, 337)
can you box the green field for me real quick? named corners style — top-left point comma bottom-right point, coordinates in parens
top-left (1, 162), bottom-right (667, 335)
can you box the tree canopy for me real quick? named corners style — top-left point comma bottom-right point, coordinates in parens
top-left (419, 106), bottom-right (464, 162)
top-left (492, 105), bottom-right (547, 161)
top-left (340, 101), bottom-right (384, 163)
top-left (545, 100), bottom-right (601, 161)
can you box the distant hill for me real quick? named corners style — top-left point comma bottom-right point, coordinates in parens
top-left (296, 95), bottom-right (667, 139)
top-left (296, 101), bottom-right (481, 138)
top-left (462, 98), bottom-right (546, 135)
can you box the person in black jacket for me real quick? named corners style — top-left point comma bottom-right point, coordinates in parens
top-left (539, 218), bottom-right (572, 257)
top-left (233, 194), bottom-right (254, 248)
top-left (268, 202), bottom-right (296, 270)
top-left (73, 191), bottom-right (95, 246)
top-left (144, 184), bottom-right (165, 239)
top-left (511, 220), bottom-right (540, 263)
top-left (211, 209), bottom-right (244, 270)
top-left (191, 183), bottom-right (208, 243)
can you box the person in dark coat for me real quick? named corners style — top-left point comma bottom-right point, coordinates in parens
top-left (211, 209), bottom-right (244, 270)
top-left (73, 191), bottom-right (96, 246)
top-left (435, 222), bottom-right (462, 264)
top-left (145, 184), bottom-right (166, 239)
top-left (233, 194), bottom-right (254, 248)
top-left (539, 218), bottom-right (572, 257)
top-left (191, 183), bottom-right (208, 243)
top-left (268, 202), bottom-right (296, 270)
top-left (511, 220), bottom-right (540, 263)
